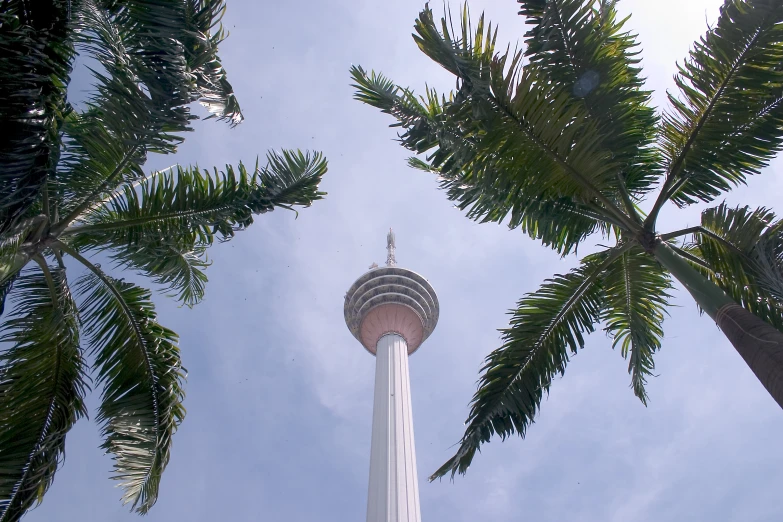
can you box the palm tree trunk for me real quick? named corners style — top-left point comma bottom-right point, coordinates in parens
top-left (653, 241), bottom-right (783, 409)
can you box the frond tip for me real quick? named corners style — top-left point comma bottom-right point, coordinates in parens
top-left (0, 267), bottom-right (87, 522)
top-left (75, 268), bottom-right (185, 514)
top-left (431, 246), bottom-right (630, 480)
top-left (656, 0), bottom-right (783, 209)
top-left (602, 246), bottom-right (672, 404)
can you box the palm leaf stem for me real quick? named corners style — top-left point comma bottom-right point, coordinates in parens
top-left (52, 248), bottom-right (66, 270)
top-left (582, 201), bottom-right (626, 229)
top-left (60, 207), bottom-right (234, 237)
top-left (645, 24), bottom-right (765, 230)
top-left (653, 240), bottom-right (735, 318)
top-left (669, 244), bottom-right (712, 270)
top-left (616, 172), bottom-right (643, 225)
top-left (55, 242), bottom-right (146, 351)
top-left (85, 167), bottom-right (177, 216)
top-left (27, 215), bottom-right (49, 245)
top-left (50, 144), bottom-right (140, 236)
top-left (661, 225), bottom-right (752, 259)
top-left (31, 256), bottom-right (57, 305)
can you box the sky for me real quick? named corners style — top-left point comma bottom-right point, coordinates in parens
top-left (22, 0), bottom-right (783, 521)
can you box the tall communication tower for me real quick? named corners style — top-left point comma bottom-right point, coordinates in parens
top-left (344, 229), bottom-right (439, 522)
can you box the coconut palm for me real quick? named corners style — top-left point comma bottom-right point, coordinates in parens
top-left (351, 0), bottom-right (783, 480)
top-left (0, 0), bottom-right (326, 519)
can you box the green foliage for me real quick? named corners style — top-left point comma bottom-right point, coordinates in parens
top-left (655, 0), bottom-right (783, 210)
top-left (432, 246), bottom-right (625, 479)
top-left (690, 203), bottom-right (783, 331)
top-left (0, 0), bottom-right (328, 518)
top-left (601, 245), bottom-right (672, 403)
top-left (68, 152), bottom-right (326, 306)
top-left (0, 267), bottom-right (88, 522)
top-left (519, 0), bottom-right (659, 194)
top-left (54, 0), bottom-right (245, 221)
top-left (0, 0), bottom-right (74, 232)
top-left (755, 228), bottom-right (783, 303)
top-left (352, 18), bottom-right (625, 255)
top-left (76, 269), bottom-right (184, 514)
top-left (354, 0), bottom-right (783, 480)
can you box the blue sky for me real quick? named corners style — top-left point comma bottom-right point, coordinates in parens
top-left (24, 0), bottom-right (783, 520)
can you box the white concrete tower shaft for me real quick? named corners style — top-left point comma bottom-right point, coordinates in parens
top-left (367, 333), bottom-right (420, 521)
top-left (344, 230), bottom-right (439, 522)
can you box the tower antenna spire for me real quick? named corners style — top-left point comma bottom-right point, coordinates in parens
top-left (386, 228), bottom-right (396, 267)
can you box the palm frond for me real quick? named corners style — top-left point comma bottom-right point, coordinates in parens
top-left (602, 246), bottom-right (672, 404)
top-left (0, 215), bottom-right (44, 287)
top-left (410, 6), bottom-right (621, 204)
top-left (351, 6), bottom-right (637, 253)
top-left (754, 229), bottom-right (783, 302)
top-left (518, 0), bottom-right (659, 195)
top-left (51, 0), bottom-right (246, 227)
top-left (106, 241), bottom-right (210, 308)
top-left (73, 261), bottom-right (185, 514)
top-left (61, 152), bottom-right (323, 306)
top-left (0, 0), bottom-right (74, 232)
top-left (100, 0), bottom-right (243, 125)
top-left (409, 155), bottom-right (615, 256)
top-left (0, 266), bottom-right (87, 522)
top-left (431, 245), bottom-right (630, 480)
top-left (66, 151), bottom-right (325, 239)
top-left (691, 203), bottom-right (783, 331)
top-left (0, 274), bottom-right (17, 316)
top-left (181, 0), bottom-right (243, 125)
top-left (653, 0), bottom-right (783, 217)
top-left (52, 2), bottom-right (157, 220)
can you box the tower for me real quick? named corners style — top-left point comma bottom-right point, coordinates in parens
top-left (344, 229), bottom-right (439, 522)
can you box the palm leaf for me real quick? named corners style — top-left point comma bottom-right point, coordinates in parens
top-left (411, 6), bottom-right (620, 203)
top-left (73, 261), bottom-right (185, 514)
top-left (101, 0), bottom-right (243, 125)
top-left (0, 0), bottom-right (73, 232)
top-left (65, 151), bottom-right (326, 243)
top-left (0, 266), bottom-right (88, 522)
top-left (754, 229), bottom-right (783, 302)
top-left (654, 0), bottom-right (783, 215)
top-left (61, 152), bottom-right (324, 306)
top-left (352, 7), bottom-right (635, 252)
top-left (408, 151), bottom-right (613, 256)
top-left (431, 245), bottom-right (630, 480)
top-left (601, 245), bottom-right (672, 404)
top-left (51, 2), bottom-right (157, 221)
top-left (691, 203), bottom-right (783, 331)
top-left (104, 241), bottom-right (210, 308)
top-left (181, 0), bottom-right (243, 125)
top-left (0, 216), bottom-right (44, 287)
top-left (51, 0), bottom-right (246, 229)
top-left (518, 0), bottom-right (659, 195)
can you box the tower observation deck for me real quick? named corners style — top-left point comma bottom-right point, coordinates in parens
top-left (343, 229), bottom-right (439, 522)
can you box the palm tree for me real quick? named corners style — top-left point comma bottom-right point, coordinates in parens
top-left (0, 0), bottom-right (327, 519)
top-left (351, 0), bottom-right (783, 480)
